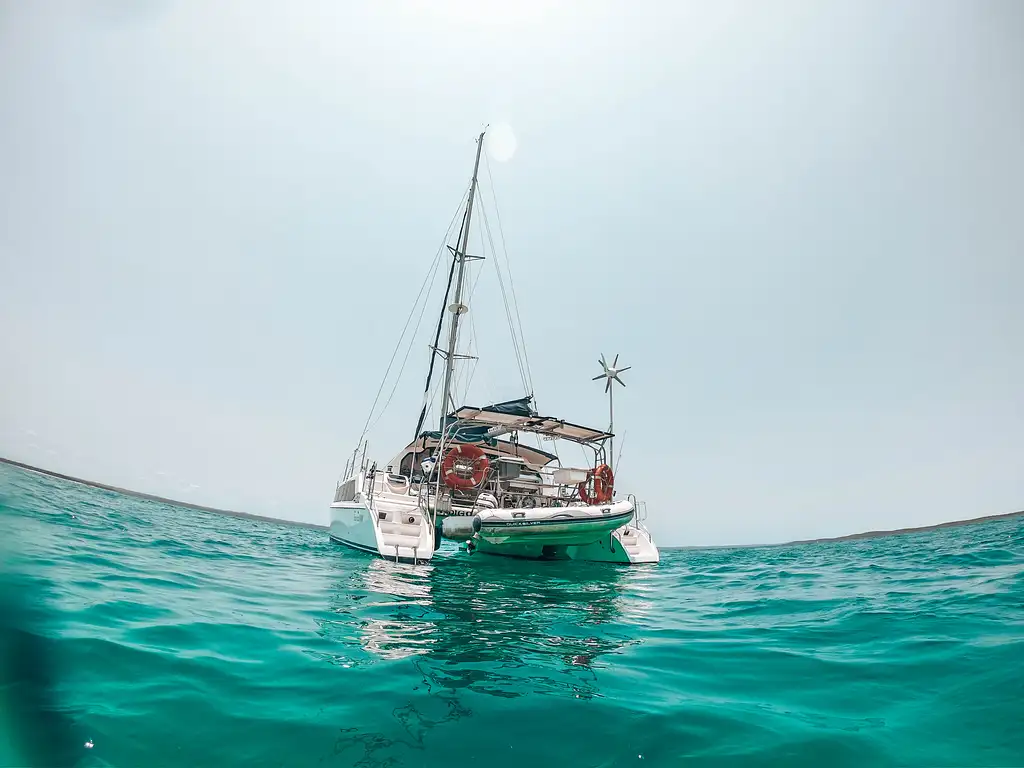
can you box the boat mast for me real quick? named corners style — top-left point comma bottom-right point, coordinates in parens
top-left (438, 130), bottom-right (486, 427)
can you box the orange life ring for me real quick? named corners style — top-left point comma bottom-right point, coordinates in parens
top-left (578, 463), bottom-right (614, 504)
top-left (441, 443), bottom-right (490, 489)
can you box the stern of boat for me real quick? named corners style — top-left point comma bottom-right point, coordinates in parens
top-left (564, 518), bottom-right (660, 564)
top-left (574, 519), bottom-right (660, 564)
top-left (329, 471), bottom-right (435, 564)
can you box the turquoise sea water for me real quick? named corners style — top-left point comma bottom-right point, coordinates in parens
top-left (1, 463), bottom-right (1022, 767)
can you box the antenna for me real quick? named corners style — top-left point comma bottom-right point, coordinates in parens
top-left (592, 353), bottom-right (630, 473)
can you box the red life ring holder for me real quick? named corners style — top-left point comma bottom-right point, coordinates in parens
top-left (578, 463), bottom-right (614, 504)
top-left (441, 443), bottom-right (490, 489)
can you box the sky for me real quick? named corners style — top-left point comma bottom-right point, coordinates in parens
top-left (1, 0), bottom-right (1022, 546)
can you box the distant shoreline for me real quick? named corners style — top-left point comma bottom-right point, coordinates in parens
top-left (0, 457), bottom-right (327, 531)
top-left (2, 456), bottom-right (1020, 545)
top-left (780, 509), bottom-right (1024, 545)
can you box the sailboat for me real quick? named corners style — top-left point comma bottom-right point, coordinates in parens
top-left (328, 129), bottom-right (659, 565)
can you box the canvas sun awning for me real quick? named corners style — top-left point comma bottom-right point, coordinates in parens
top-left (447, 396), bottom-right (613, 444)
top-left (406, 433), bottom-right (560, 467)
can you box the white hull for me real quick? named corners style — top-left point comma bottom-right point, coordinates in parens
top-left (329, 476), bottom-right (435, 564)
top-left (328, 477), bottom-right (660, 565)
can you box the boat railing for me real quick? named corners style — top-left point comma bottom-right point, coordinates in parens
top-left (627, 494), bottom-right (654, 542)
top-left (472, 475), bottom-right (587, 509)
top-left (363, 464), bottom-right (378, 501)
top-left (336, 469), bottom-right (407, 507)
top-left (334, 476), bottom-right (358, 503)
top-left (636, 499), bottom-right (648, 522)
top-left (381, 469), bottom-right (621, 511)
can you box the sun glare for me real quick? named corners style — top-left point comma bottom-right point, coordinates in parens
top-left (410, 0), bottom-right (556, 28)
top-left (486, 122), bottom-right (518, 163)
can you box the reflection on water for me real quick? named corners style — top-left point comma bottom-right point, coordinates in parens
top-left (6, 463), bottom-right (1024, 766)
top-left (313, 550), bottom-right (659, 765)
top-left (318, 549), bottom-right (655, 701)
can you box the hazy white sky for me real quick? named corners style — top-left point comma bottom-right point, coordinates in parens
top-left (1, 0), bottom-right (1022, 546)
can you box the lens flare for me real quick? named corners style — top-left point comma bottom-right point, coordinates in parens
top-left (486, 122), bottom-right (517, 163)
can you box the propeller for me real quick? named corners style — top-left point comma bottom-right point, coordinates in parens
top-left (592, 353), bottom-right (631, 393)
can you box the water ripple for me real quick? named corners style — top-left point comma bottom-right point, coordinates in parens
top-left (2, 463), bottom-right (1023, 767)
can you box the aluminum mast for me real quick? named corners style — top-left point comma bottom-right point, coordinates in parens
top-left (438, 130), bottom-right (486, 424)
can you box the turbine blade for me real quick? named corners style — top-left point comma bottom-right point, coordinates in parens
top-left (605, 379), bottom-right (611, 393)
top-left (619, 366), bottom-right (632, 374)
top-left (613, 353), bottom-right (619, 367)
top-left (592, 374), bottom-right (604, 381)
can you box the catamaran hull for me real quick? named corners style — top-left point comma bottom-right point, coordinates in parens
top-left (329, 495), bottom-right (435, 564)
top-left (328, 477), bottom-right (659, 566)
top-left (328, 501), bottom-right (381, 556)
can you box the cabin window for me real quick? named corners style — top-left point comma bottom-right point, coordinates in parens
top-left (399, 452), bottom-right (416, 477)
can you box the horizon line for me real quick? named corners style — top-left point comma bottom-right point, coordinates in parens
top-left (2, 456), bottom-right (1021, 547)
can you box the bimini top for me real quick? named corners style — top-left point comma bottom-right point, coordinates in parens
top-left (447, 396), bottom-right (613, 445)
top-left (405, 431), bottom-right (560, 467)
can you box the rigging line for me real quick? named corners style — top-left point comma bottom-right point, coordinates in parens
top-left (461, 282), bottom-right (481, 404)
top-left (417, 255), bottom-right (458, 430)
top-left (425, 360), bottom-right (446, 426)
top-left (425, 281), bottom-right (460, 430)
top-left (462, 349), bottom-right (480, 405)
top-left (465, 255), bottom-right (494, 408)
top-left (464, 297), bottom-right (482, 400)
top-left (412, 187), bottom-right (472, 439)
top-left (459, 226), bottom-right (489, 404)
top-left (359, 188), bottom-right (469, 448)
top-left (479, 201), bottom-right (532, 404)
top-left (614, 431), bottom-right (627, 475)
top-left (425, 204), bottom-right (477, 429)
top-left (455, 336), bottom-right (475, 407)
top-left (476, 195), bottom-right (525, 382)
top-left (477, 198), bottom-right (529, 394)
top-left (355, 245), bottom-right (443, 447)
top-left (447, 221), bottom-right (481, 410)
top-left (463, 219), bottom-right (488, 305)
top-left (448, 206), bottom-right (490, 408)
top-left (451, 261), bottom-right (473, 403)
top-left (366, 238), bottom-right (447, 434)
top-left (462, 256), bottom-right (488, 406)
top-left (483, 152), bottom-right (534, 394)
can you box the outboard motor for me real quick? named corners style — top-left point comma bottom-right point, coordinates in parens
top-left (441, 515), bottom-right (481, 541)
top-left (476, 492), bottom-right (498, 509)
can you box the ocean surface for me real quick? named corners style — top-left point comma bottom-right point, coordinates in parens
top-left (1, 463), bottom-right (1022, 767)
